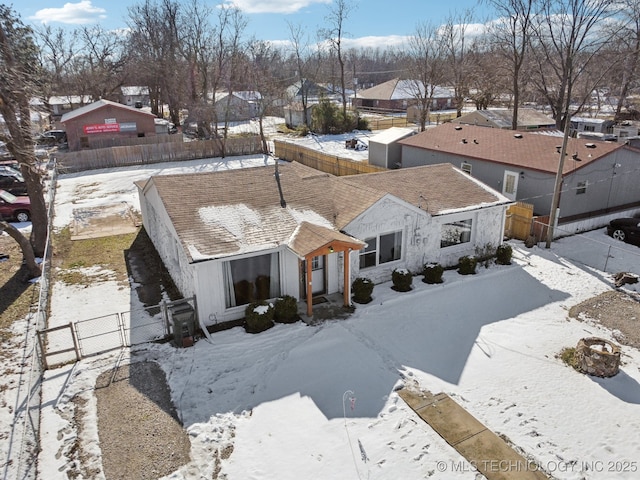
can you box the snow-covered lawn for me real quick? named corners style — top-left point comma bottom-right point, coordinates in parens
top-left (3, 144), bottom-right (640, 479)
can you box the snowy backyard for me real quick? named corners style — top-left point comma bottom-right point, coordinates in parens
top-left (2, 129), bottom-right (640, 479)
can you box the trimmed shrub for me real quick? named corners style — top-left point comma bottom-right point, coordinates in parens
top-left (458, 256), bottom-right (477, 275)
top-left (274, 295), bottom-right (299, 323)
top-left (392, 268), bottom-right (413, 292)
top-left (475, 242), bottom-right (496, 268)
top-left (244, 301), bottom-right (275, 333)
top-left (496, 244), bottom-right (513, 265)
top-left (422, 263), bottom-right (444, 284)
top-left (352, 277), bottom-right (374, 304)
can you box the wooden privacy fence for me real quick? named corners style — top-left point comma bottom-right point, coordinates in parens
top-left (365, 117), bottom-right (410, 130)
top-left (274, 139), bottom-right (386, 176)
top-left (55, 135), bottom-right (263, 173)
top-left (87, 132), bottom-right (184, 150)
top-left (505, 202), bottom-right (535, 240)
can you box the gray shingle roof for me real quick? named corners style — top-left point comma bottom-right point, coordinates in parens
top-left (144, 161), bottom-right (509, 262)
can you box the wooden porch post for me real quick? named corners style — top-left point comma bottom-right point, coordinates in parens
top-left (306, 255), bottom-right (313, 317)
top-left (343, 249), bottom-right (350, 307)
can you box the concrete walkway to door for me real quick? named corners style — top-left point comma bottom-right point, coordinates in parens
top-left (399, 388), bottom-right (549, 480)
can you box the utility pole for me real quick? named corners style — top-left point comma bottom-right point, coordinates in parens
top-left (545, 111), bottom-right (572, 248)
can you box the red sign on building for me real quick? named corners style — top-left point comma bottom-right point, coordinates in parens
top-left (83, 123), bottom-right (121, 134)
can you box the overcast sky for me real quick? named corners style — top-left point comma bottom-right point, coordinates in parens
top-left (18, 0), bottom-right (486, 49)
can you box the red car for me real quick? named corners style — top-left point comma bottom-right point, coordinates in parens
top-left (0, 189), bottom-right (30, 222)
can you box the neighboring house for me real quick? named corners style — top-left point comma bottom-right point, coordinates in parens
top-left (368, 127), bottom-right (416, 169)
top-left (213, 91), bottom-right (261, 122)
top-left (283, 102), bottom-right (317, 129)
top-left (450, 109), bottom-right (556, 131)
top-left (570, 117), bottom-right (614, 136)
top-left (353, 78), bottom-right (453, 113)
top-left (398, 123), bottom-right (640, 230)
top-left (137, 161), bottom-right (511, 324)
top-left (285, 80), bottom-right (337, 103)
top-left (612, 122), bottom-right (639, 143)
top-left (37, 95), bottom-right (93, 127)
top-left (61, 99), bottom-right (157, 151)
top-left (120, 86), bottom-right (150, 107)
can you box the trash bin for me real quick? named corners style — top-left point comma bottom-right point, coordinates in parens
top-left (170, 303), bottom-right (196, 347)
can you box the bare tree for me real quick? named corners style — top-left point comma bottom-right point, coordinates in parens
top-left (75, 26), bottom-right (128, 102)
top-left (530, 0), bottom-right (621, 129)
top-left (441, 10), bottom-right (478, 117)
top-left (0, 6), bottom-right (46, 276)
top-left (407, 22), bottom-right (447, 131)
top-left (219, 6), bottom-right (248, 145)
top-left (244, 40), bottom-right (287, 153)
top-left (608, 0), bottom-right (640, 118)
top-left (287, 21), bottom-right (320, 129)
top-left (127, 0), bottom-right (185, 126)
top-left (319, 0), bottom-right (355, 128)
top-left (483, 0), bottom-right (536, 129)
top-left (466, 44), bottom-right (507, 110)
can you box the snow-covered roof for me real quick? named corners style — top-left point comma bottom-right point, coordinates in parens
top-left (369, 127), bottom-right (415, 145)
top-left (142, 161), bottom-right (509, 263)
top-left (121, 86), bottom-right (149, 96)
top-left (358, 78), bottom-right (453, 101)
top-left (61, 99), bottom-right (155, 123)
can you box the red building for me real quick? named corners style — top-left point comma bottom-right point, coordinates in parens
top-left (61, 99), bottom-right (157, 151)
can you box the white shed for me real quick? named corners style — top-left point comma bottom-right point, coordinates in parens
top-left (368, 127), bottom-right (416, 169)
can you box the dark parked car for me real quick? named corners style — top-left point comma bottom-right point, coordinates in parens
top-left (0, 167), bottom-right (27, 196)
top-left (607, 215), bottom-right (640, 245)
top-left (0, 189), bottom-right (30, 222)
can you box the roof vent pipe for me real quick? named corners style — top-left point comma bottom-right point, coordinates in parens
top-left (274, 161), bottom-right (286, 208)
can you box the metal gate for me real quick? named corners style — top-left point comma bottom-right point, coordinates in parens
top-left (37, 304), bottom-right (169, 370)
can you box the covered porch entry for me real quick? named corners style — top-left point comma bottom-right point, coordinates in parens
top-left (290, 222), bottom-right (365, 318)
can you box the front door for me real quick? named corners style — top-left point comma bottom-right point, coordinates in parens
top-left (502, 170), bottom-right (519, 201)
top-left (310, 255), bottom-right (326, 295)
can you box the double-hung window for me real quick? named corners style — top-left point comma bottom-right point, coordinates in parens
top-left (360, 231), bottom-right (402, 269)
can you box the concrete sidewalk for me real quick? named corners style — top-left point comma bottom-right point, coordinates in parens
top-left (399, 388), bottom-right (549, 480)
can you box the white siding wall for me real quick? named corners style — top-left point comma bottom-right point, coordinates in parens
top-left (194, 246), bottom-right (304, 325)
top-left (139, 186), bottom-right (194, 298)
top-left (345, 196), bottom-right (508, 284)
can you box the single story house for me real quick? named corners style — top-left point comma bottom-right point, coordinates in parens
top-left (353, 78), bottom-right (453, 113)
top-left (285, 80), bottom-right (338, 103)
top-left (213, 91), bottom-right (261, 122)
top-left (612, 122), bottom-right (639, 143)
top-left (137, 161), bottom-right (511, 324)
top-left (450, 109), bottom-right (556, 131)
top-left (570, 117), bottom-right (614, 136)
top-left (283, 102), bottom-right (317, 129)
top-left (368, 127), bottom-right (416, 169)
top-left (120, 86), bottom-right (150, 108)
top-left (398, 123), bottom-right (640, 231)
top-left (61, 99), bottom-right (157, 151)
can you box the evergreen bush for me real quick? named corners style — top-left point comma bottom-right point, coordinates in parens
top-left (422, 263), bottom-right (444, 284)
top-left (496, 244), bottom-right (513, 265)
top-left (458, 256), bottom-right (477, 275)
top-left (392, 268), bottom-right (413, 292)
top-left (244, 301), bottom-right (275, 333)
top-left (352, 277), bottom-right (374, 304)
top-left (274, 295), bottom-right (299, 323)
